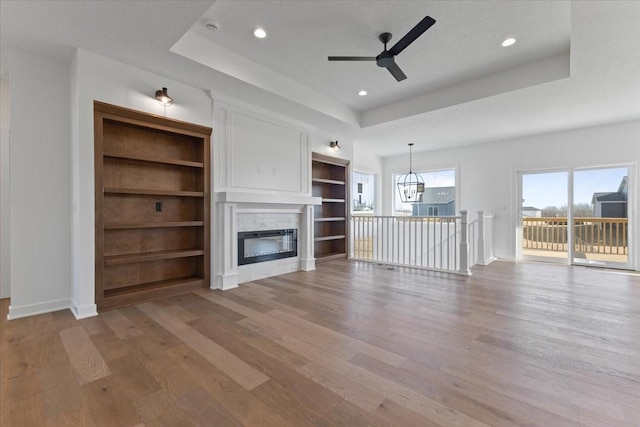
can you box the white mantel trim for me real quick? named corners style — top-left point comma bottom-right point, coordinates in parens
top-left (213, 194), bottom-right (319, 290)
top-left (215, 191), bottom-right (321, 206)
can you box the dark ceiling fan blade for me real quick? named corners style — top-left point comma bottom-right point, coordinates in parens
top-left (388, 15), bottom-right (436, 56)
top-left (386, 62), bottom-right (407, 82)
top-left (328, 56), bottom-right (377, 61)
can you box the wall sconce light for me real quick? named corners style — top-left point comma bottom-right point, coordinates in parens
top-left (155, 87), bottom-right (173, 107)
top-left (330, 140), bottom-right (341, 151)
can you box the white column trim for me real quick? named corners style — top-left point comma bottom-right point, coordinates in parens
top-left (299, 204), bottom-right (316, 271)
top-left (215, 202), bottom-right (239, 290)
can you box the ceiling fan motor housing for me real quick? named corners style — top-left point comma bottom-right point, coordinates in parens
top-left (376, 33), bottom-right (394, 67)
top-left (376, 50), bottom-right (395, 68)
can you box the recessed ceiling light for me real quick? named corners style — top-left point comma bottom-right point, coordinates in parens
top-left (254, 28), bottom-right (267, 39)
top-left (501, 37), bottom-right (516, 47)
top-left (358, 90), bottom-right (368, 96)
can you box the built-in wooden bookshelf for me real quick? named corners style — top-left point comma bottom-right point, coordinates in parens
top-left (311, 153), bottom-right (350, 262)
top-left (94, 101), bottom-right (211, 310)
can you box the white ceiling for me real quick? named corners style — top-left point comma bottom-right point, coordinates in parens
top-left (187, 1), bottom-right (570, 112)
top-left (1, 1), bottom-right (640, 158)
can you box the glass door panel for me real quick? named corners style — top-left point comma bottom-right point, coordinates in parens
top-left (520, 172), bottom-right (569, 262)
top-left (573, 167), bottom-right (629, 267)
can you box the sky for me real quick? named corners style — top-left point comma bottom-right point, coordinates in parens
top-left (522, 167), bottom-right (627, 209)
top-left (420, 169), bottom-right (456, 187)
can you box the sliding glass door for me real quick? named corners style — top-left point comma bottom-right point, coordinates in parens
top-left (518, 166), bottom-right (633, 269)
top-left (573, 167), bottom-right (629, 267)
top-left (520, 171), bottom-right (569, 263)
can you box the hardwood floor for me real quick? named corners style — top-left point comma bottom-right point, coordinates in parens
top-left (2, 260), bottom-right (640, 426)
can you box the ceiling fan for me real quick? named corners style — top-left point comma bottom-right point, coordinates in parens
top-left (328, 15), bottom-right (436, 82)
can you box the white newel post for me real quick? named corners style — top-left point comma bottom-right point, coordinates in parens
top-left (477, 210), bottom-right (486, 265)
top-left (476, 210), bottom-right (496, 265)
top-left (458, 210), bottom-right (471, 275)
top-left (299, 204), bottom-right (316, 271)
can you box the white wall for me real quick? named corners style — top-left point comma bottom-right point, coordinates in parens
top-left (309, 128), bottom-right (353, 167)
top-left (1, 79), bottom-right (10, 299)
top-left (8, 49), bottom-right (72, 318)
top-left (70, 49), bottom-right (213, 318)
top-left (213, 100), bottom-right (313, 195)
top-left (353, 146), bottom-right (382, 175)
top-left (382, 119), bottom-right (640, 269)
top-left (212, 96), bottom-right (354, 197)
top-left (212, 96), bottom-right (354, 198)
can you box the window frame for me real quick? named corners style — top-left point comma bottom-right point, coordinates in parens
top-left (392, 167), bottom-right (458, 217)
top-left (352, 170), bottom-right (377, 215)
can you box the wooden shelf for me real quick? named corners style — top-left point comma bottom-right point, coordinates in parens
top-left (103, 276), bottom-right (204, 299)
top-left (312, 153), bottom-right (349, 262)
top-left (95, 101), bottom-right (211, 311)
top-left (98, 276), bottom-right (208, 310)
top-left (99, 277), bottom-right (206, 311)
top-left (315, 252), bottom-right (348, 262)
top-left (314, 235), bottom-right (346, 242)
top-left (105, 249), bottom-right (204, 266)
top-left (104, 153), bottom-right (204, 168)
top-left (104, 221), bottom-right (204, 230)
top-left (312, 177), bottom-right (345, 185)
top-left (104, 187), bottom-right (204, 197)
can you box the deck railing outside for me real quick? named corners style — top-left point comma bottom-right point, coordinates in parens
top-left (350, 211), bottom-right (493, 275)
top-left (522, 217), bottom-right (628, 255)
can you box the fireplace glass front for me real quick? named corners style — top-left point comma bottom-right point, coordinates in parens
top-left (238, 229), bottom-right (297, 266)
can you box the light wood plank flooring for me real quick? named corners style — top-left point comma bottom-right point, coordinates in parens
top-left (2, 260), bottom-right (640, 426)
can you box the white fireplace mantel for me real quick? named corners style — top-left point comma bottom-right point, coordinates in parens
top-left (214, 191), bottom-right (322, 290)
top-left (215, 191), bottom-right (321, 206)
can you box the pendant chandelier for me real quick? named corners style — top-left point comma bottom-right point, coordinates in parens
top-left (397, 143), bottom-right (425, 203)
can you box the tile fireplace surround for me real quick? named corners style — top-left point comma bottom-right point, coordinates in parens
top-left (215, 191), bottom-right (322, 289)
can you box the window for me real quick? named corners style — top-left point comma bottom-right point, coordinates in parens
top-left (353, 171), bottom-right (375, 214)
top-left (394, 169), bottom-right (456, 216)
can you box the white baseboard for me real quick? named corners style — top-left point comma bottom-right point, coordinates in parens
top-left (299, 258), bottom-right (316, 271)
top-left (477, 256), bottom-right (499, 266)
top-left (216, 273), bottom-right (239, 290)
top-left (70, 301), bottom-right (98, 319)
top-left (7, 298), bottom-right (71, 320)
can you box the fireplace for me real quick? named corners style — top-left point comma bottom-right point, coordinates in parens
top-left (238, 229), bottom-right (297, 266)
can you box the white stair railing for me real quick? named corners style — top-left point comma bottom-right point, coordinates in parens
top-left (350, 210), bottom-right (493, 275)
top-left (351, 214), bottom-right (461, 274)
